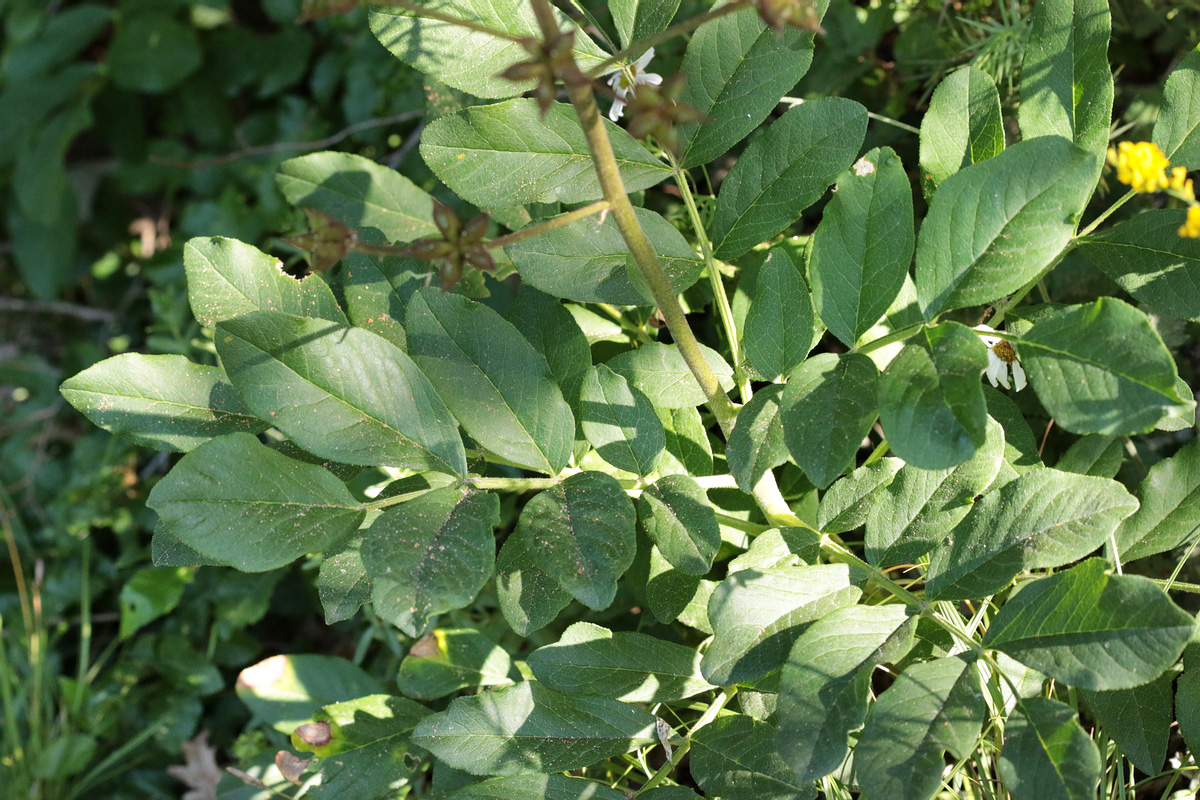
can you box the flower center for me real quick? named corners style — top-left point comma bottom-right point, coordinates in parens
top-left (991, 340), bottom-right (1017, 364)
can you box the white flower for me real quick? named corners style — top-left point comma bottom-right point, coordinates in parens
top-left (974, 324), bottom-right (1026, 391)
top-left (608, 47), bottom-right (662, 121)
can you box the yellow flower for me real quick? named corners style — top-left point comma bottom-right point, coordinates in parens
top-left (1107, 141), bottom-right (1171, 193)
top-left (1179, 205), bottom-right (1200, 238)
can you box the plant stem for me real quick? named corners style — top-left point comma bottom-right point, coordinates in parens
top-left (371, 0), bottom-right (525, 42)
top-left (854, 322), bottom-right (928, 355)
top-left (632, 688), bottom-right (736, 797)
top-left (542, 7), bottom-right (739, 437)
top-left (487, 200), bottom-right (610, 248)
top-left (585, 1), bottom-right (754, 77)
top-left (469, 476), bottom-right (566, 492)
top-left (669, 151), bottom-right (750, 401)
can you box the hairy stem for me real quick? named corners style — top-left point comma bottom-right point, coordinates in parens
top-left (487, 200), bottom-right (610, 248)
top-left (533, 5), bottom-right (739, 435)
top-left (669, 152), bottom-right (750, 402)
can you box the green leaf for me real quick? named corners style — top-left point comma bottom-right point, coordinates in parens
top-left (1117, 438), bottom-right (1200, 561)
top-left (690, 715), bottom-right (815, 800)
top-left (363, 487), bottom-right (500, 637)
top-left (644, 543), bottom-right (702, 624)
top-left (527, 621), bottom-right (714, 703)
top-left (610, 0), bottom-right (681, 48)
top-left (703, 565), bottom-right (861, 686)
top-left (504, 207), bottom-right (703, 306)
top-left (580, 365), bottom-right (665, 476)
top-left (809, 146), bottom-right (915, 347)
top-left (865, 418), bottom-right (1004, 567)
top-left (236, 654), bottom-right (381, 733)
top-left (516, 472), bottom-right (636, 610)
top-left (108, 13), bottom-right (201, 93)
top-left (342, 252), bottom-right (424, 350)
top-left (927, 469), bottom-right (1138, 600)
top-left (407, 289), bottom-right (575, 473)
top-left (147, 433), bottom-right (364, 572)
top-left (1176, 643), bottom-right (1200, 758)
top-left (1153, 44), bottom-right (1200, 165)
top-left (276, 152), bottom-right (437, 243)
top-left (318, 538), bottom-right (371, 625)
top-left (776, 604), bottom-right (918, 782)
top-left (412, 681), bottom-right (656, 775)
top-left (782, 352), bottom-right (880, 488)
top-left (1075, 210), bottom-right (1200, 322)
top-left (60, 354), bottom-right (266, 453)
top-left (998, 697), bottom-right (1100, 800)
top-left (677, 3), bottom-right (828, 168)
top-left (1055, 434), bottom-right (1123, 478)
top-left (440, 775), bottom-right (626, 800)
top-left (295, 694), bottom-right (432, 798)
top-left (300, 695), bottom-right (432, 796)
top-left (741, 247), bottom-right (818, 380)
top-left (709, 97), bottom-right (867, 259)
top-left (606, 342), bottom-right (735, 409)
top-left (118, 567), bottom-right (192, 640)
top-left (420, 100), bottom-right (669, 208)
top-left (217, 311), bottom-right (467, 475)
top-left (727, 528), bottom-right (819, 573)
top-left (657, 405), bottom-right (713, 477)
top-left (495, 522), bottom-right (573, 636)
top-left (369, 0), bottom-right (608, 99)
top-left (984, 559), bottom-right (1194, 691)
top-left (397, 629), bottom-right (517, 701)
top-left (1082, 671), bottom-right (1174, 777)
top-left (637, 475), bottom-right (720, 576)
top-left (506, 287), bottom-right (592, 408)
top-left (879, 322), bottom-right (989, 470)
top-left (1017, 0), bottom-right (1113, 167)
top-left (1019, 298), bottom-right (1193, 435)
top-left (855, 656), bottom-right (986, 800)
top-left (918, 66), bottom-right (1004, 195)
top-left (915, 137), bottom-right (1096, 319)
top-left (183, 236), bottom-right (345, 327)
top-left (817, 458), bottom-right (902, 535)
top-left (727, 384), bottom-right (788, 493)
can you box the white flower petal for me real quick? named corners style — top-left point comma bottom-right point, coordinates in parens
top-left (1012, 360), bottom-right (1027, 392)
top-left (609, 98), bottom-right (626, 121)
top-left (972, 323), bottom-right (1001, 348)
top-left (634, 47), bottom-right (656, 71)
top-left (986, 356), bottom-right (1009, 389)
top-left (609, 72), bottom-right (623, 91)
top-left (639, 72), bottom-right (663, 87)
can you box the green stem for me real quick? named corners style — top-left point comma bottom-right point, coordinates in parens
top-left (669, 151), bottom-right (750, 401)
top-left (544, 8), bottom-right (739, 436)
top-left (361, 485), bottom-right (441, 512)
top-left (713, 512), bottom-right (772, 535)
top-left (1149, 577), bottom-right (1200, 594)
top-left (486, 201), bottom-right (610, 248)
top-left (1077, 189), bottom-right (1135, 239)
top-left (72, 537), bottom-right (92, 718)
top-left (854, 322), bottom-right (928, 355)
top-left (820, 536), bottom-right (926, 608)
top-left (469, 476), bottom-right (567, 492)
top-left (585, 1), bottom-right (753, 77)
top-left (782, 98), bottom-right (920, 135)
top-left (632, 688), bottom-right (736, 797)
top-left (371, 0), bottom-right (526, 42)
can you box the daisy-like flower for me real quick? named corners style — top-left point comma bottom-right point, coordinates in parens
top-left (608, 48), bottom-right (662, 121)
top-left (974, 324), bottom-right (1026, 392)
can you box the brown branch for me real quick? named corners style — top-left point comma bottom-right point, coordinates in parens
top-left (0, 298), bottom-right (117, 324)
top-left (147, 110), bottom-right (424, 169)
